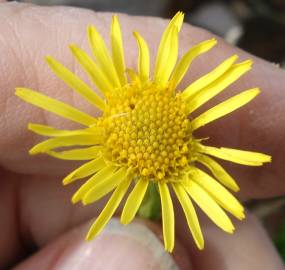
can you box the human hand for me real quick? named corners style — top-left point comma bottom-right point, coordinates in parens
top-left (0, 2), bottom-right (284, 269)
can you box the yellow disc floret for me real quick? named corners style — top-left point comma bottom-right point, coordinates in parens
top-left (102, 83), bottom-right (191, 181)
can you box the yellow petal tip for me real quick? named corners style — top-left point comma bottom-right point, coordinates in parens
top-left (44, 55), bottom-right (53, 63)
top-left (197, 243), bottom-right (205, 251)
top-left (87, 24), bottom-right (96, 35)
top-left (62, 178), bottom-right (71, 186)
top-left (29, 148), bottom-right (39, 155)
top-left (81, 199), bottom-right (89, 206)
top-left (132, 31), bottom-right (139, 38)
top-left (68, 44), bottom-right (79, 54)
top-left (120, 214), bottom-right (131, 225)
top-left (15, 87), bottom-right (25, 96)
top-left (85, 233), bottom-right (93, 241)
top-left (233, 184), bottom-right (240, 192)
top-left (239, 213), bottom-right (246, 221)
top-left (71, 195), bottom-right (80, 204)
top-left (120, 218), bottom-right (128, 225)
top-left (229, 227), bottom-right (235, 234)
top-left (245, 59), bottom-right (254, 68)
top-left (112, 14), bottom-right (118, 22)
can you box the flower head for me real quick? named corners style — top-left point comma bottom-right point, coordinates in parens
top-left (16, 12), bottom-right (271, 252)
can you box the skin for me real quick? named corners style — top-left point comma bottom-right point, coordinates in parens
top-left (0, 2), bottom-right (284, 269)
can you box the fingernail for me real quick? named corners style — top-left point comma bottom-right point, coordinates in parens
top-left (55, 219), bottom-right (179, 270)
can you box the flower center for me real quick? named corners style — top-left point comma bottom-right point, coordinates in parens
top-left (103, 84), bottom-right (191, 181)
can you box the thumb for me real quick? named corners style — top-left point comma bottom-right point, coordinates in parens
top-left (13, 219), bottom-right (191, 270)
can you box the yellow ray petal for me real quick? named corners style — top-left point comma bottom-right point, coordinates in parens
top-left (197, 144), bottom-right (271, 166)
top-left (111, 15), bottom-right (127, 86)
top-left (87, 25), bottom-right (121, 88)
top-left (158, 182), bottom-right (175, 252)
top-left (69, 44), bottom-right (113, 95)
top-left (188, 168), bottom-right (245, 220)
top-left (154, 26), bottom-right (179, 85)
top-left (83, 167), bottom-right (128, 205)
top-left (15, 88), bottom-right (97, 126)
top-left (121, 178), bottom-right (149, 224)
top-left (155, 12), bottom-right (184, 70)
top-left (170, 38), bottom-right (217, 90)
top-left (186, 60), bottom-right (253, 114)
top-left (86, 177), bottom-right (131, 240)
top-left (154, 12), bottom-right (184, 84)
top-left (28, 123), bottom-right (102, 137)
top-left (46, 146), bottom-right (102, 161)
top-left (191, 88), bottom-right (260, 130)
top-left (196, 153), bottom-right (239, 192)
top-left (63, 156), bottom-right (106, 185)
top-left (181, 54), bottom-right (238, 99)
top-left (133, 32), bottom-right (150, 83)
top-left (184, 180), bottom-right (235, 233)
top-left (29, 134), bottom-right (102, 155)
top-left (172, 183), bottom-right (204, 250)
top-left (72, 165), bottom-right (117, 204)
top-left (45, 56), bottom-right (105, 110)
top-left (161, 27), bottom-right (179, 85)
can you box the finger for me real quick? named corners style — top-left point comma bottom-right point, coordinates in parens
top-left (13, 219), bottom-right (191, 270)
top-left (185, 213), bottom-right (284, 270)
top-left (2, 171), bottom-right (192, 269)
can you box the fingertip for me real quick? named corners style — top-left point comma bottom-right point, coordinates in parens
top-left (14, 219), bottom-right (191, 270)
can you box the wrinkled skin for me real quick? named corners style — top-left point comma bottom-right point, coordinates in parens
top-left (0, 2), bottom-right (284, 269)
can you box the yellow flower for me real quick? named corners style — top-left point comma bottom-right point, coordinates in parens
top-left (15, 12), bottom-right (271, 252)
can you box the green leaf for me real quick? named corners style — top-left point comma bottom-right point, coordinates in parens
top-left (274, 222), bottom-right (285, 262)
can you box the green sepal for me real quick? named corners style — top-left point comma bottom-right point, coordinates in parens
top-left (138, 182), bottom-right (161, 220)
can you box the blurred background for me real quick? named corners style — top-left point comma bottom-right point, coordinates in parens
top-left (19, 0), bottom-right (285, 262)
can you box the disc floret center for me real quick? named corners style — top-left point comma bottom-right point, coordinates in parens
top-left (104, 84), bottom-right (191, 181)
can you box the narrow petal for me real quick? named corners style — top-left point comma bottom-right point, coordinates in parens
top-left (63, 156), bottom-right (106, 185)
top-left (170, 39), bottom-right (217, 90)
top-left (181, 54), bottom-right (238, 99)
top-left (121, 179), bottom-right (149, 224)
top-left (197, 144), bottom-right (271, 166)
top-left (184, 180), bottom-right (235, 233)
top-left (191, 88), bottom-right (260, 130)
top-left (185, 60), bottom-right (253, 114)
top-left (28, 123), bottom-right (102, 137)
top-left (87, 25), bottom-right (121, 88)
top-left (72, 165), bottom-right (117, 204)
top-left (154, 26), bottom-right (179, 85)
top-left (69, 44), bottom-right (113, 95)
top-left (133, 32), bottom-right (150, 83)
top-left (189, 168), bottom-right (245, 220)
top-left (154, 12), bottom-right (184, 84)
top-left (160, 27), bottom-right (179, 85)
top-left (83, 167), bottom-right (128, 205)
top-left (172, 183), bottom-right (204, 250)
top-left (45, 56), bottom-right (105, 110)
top-left (111, 15), bottom-right (127, 86)
top-left (196, 153), bottom-right (239, 192)
top-left (15, 88), bottom-right (97, 126)
top-left (86, 177), bottom-right (131, 240)
top-left (158, 182), bottom-right (175, 252)
top-left (46, 146), bottom-right (103, 161)
top-left (29, 134), bottom-right (102, 155)
top-left (155, 12), bottom-right (184, 73)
